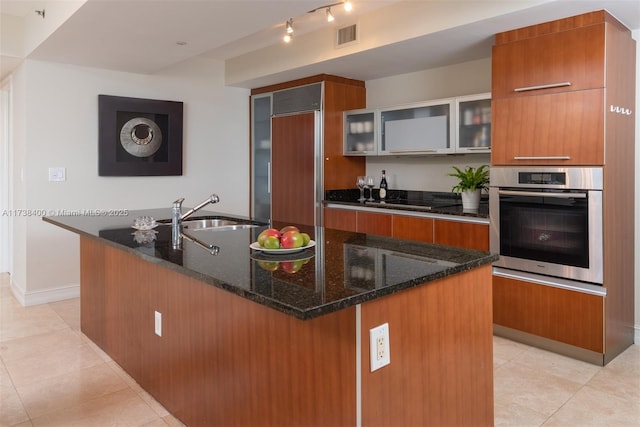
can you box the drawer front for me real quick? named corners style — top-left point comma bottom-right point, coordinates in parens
top-left (493, 275), bottom-right (604, 352)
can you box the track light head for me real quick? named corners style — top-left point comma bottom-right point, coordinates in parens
top-left (326, 8), bottom-right (335, 22)
top-left (344, 1), bottom-right (353, 12)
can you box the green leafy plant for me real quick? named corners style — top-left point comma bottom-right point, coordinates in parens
top-left (448, 165), bottom-right (490, 194)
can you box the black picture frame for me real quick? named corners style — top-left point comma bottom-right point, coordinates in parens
top-left (98, 95), bottom-right (183, 176)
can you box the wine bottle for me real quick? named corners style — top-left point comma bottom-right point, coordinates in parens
top-left (379, 170), bottom-right (388, 200)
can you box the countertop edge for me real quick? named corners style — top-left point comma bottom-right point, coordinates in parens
top-left (43, 215), bottom-right (498, 320)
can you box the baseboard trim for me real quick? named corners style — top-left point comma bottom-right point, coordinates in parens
top-left (635, 325), bottom-right (640, 345)
top-left (494, 324), bottom-right (605, 366)
top-left (11, 278), bottom-right (79, 306)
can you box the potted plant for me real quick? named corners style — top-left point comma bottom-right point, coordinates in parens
top-left (448, 165), bottom-right (490, 212)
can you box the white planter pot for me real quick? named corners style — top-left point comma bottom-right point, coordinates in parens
top-left (461, 189), bottom-right (481, 212)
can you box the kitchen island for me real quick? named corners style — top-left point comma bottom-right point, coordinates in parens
top-left (45, 209), bottom-right (497, 427)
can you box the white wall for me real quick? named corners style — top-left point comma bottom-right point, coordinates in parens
top-left (10, 56), bottom-right (250, 305)
top-left (363, 58), bottom-right (492, 192)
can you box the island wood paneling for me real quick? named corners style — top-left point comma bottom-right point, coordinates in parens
top-left (361, 265), bottom-right (494, 426)
top-left (493, 275), bottom-right (604, 353)
top-left (80, 236), bottom-right (357, 427)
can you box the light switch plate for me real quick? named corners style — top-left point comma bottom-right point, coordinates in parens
top-left (48, 167), bottom-right (66, 182)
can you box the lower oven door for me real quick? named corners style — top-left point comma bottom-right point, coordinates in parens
top-left (490, 188), bottom-right (603, 284)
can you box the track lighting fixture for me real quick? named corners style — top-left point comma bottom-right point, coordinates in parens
top-left (283, 19), bottom-right (294, 43)
top-left (326, 7), bottom-right (335, 22)
top-left (284, 1), bottom-right (354, 44)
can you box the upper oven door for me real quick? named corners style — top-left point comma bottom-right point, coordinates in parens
top-left (490, 186), bottom-right (603, 284)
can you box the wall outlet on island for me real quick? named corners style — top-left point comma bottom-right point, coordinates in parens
top-left (369, 323), bottom-right (390, 372)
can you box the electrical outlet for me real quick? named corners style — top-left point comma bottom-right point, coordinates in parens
top-left (154, 311), bottom-right (162, 336)
top-left (369, 323), bottom-right (390, 371)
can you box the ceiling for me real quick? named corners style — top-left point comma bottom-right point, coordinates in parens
top-left (1, 0), bottom-right (638, 87)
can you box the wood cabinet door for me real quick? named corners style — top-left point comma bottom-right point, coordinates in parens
top-left (491, 89), bottom-right (604, 165)
top-left (271, 113), bottom-right (316, 226)
top-left (433, 220), bottom-right (489, 251)
top-left (492, 23), bottom-right (605, 99)
top-left (357, 211), bottom-right (392, 237)
top-left (493, 275), bottom-right (604, 353)
top-left (392, 215), bottom-right (434, 243)
top-left (323, 207), bottom-right (357, 232)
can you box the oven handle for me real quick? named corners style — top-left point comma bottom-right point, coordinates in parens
top-left (498, 190), bottom-right (587, 199)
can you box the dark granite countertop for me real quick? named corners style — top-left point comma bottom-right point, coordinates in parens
top-left (44, 208), bottom-right (497, 320)
top-left (325, 189), bottom-right (489, 219)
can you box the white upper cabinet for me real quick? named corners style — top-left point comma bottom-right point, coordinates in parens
top-left (344, 93), bottom-right (491, 156)
top-left (379, 99), bottom-right (454, 155)
top-left (455, 93), bottom-right (491, 154)
top-left (343, 109), bottom-right (377, 155)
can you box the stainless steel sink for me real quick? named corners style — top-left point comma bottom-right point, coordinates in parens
top-left (158, 216), bottom-right (264, 231)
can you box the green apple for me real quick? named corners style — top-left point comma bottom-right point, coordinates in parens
top-left (262, 235), bottom-right (281, 249)
top-left (258, 228), bottom-right (281, 247)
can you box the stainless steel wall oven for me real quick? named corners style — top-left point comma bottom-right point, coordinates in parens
top-left (490, 167), bottom-right (603, 287)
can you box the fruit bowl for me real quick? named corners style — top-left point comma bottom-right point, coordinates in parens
top-left (249, 240), bottom-right (315, 254)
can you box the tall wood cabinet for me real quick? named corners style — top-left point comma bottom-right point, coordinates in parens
top-left (491, 10), bottom-right (633, 166)
top-left (250, 75), bottom-right (366, 225)
top-left (491, 10), bottom-right (636, 365)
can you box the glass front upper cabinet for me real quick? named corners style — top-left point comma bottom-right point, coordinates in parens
top-left (379, 99), bottom-right (454, 155)
top-left (455, 93), bottom-right (491, 153)
top-left (343, 109), bottom-right (377, 155)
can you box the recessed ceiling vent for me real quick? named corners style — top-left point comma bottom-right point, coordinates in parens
top-left (336, 23), bottom-right (358, 48)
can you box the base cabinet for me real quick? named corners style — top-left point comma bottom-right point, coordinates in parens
top-left (324, 207), bottom-right (488, 250)
top-left (434, 219), bottom-right (489, 251)
top-left (493, 275), bottom-right (604, 354)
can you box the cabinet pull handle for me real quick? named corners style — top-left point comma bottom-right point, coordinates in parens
top-left (513, 156), bottom-right (571, 160)
top-left (387, 149), bottom-right (437, 153)
top-left (267, 161), bottom-right (271, 194)
top-left (498, 190), bottom-right (587, 199)
top-left (514, 82), bottom-right (571, 92)
top-left (466, 147), bottom-right (490, 150)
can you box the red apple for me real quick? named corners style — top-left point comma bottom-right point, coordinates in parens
top-left (281, 260), bottom-right (305, 274)
top-left (280, 225), bottom-right (300, 235)
top-left (280, 231), bottom-right (304, 249)
top-left (258, 228), bottom-right (281, 247)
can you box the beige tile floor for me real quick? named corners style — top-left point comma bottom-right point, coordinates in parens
top-left (1, 272), bottom-right (638, 427)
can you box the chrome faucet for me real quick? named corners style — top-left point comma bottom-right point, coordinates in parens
top-left (172, 194), bottom-right (220, 249)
